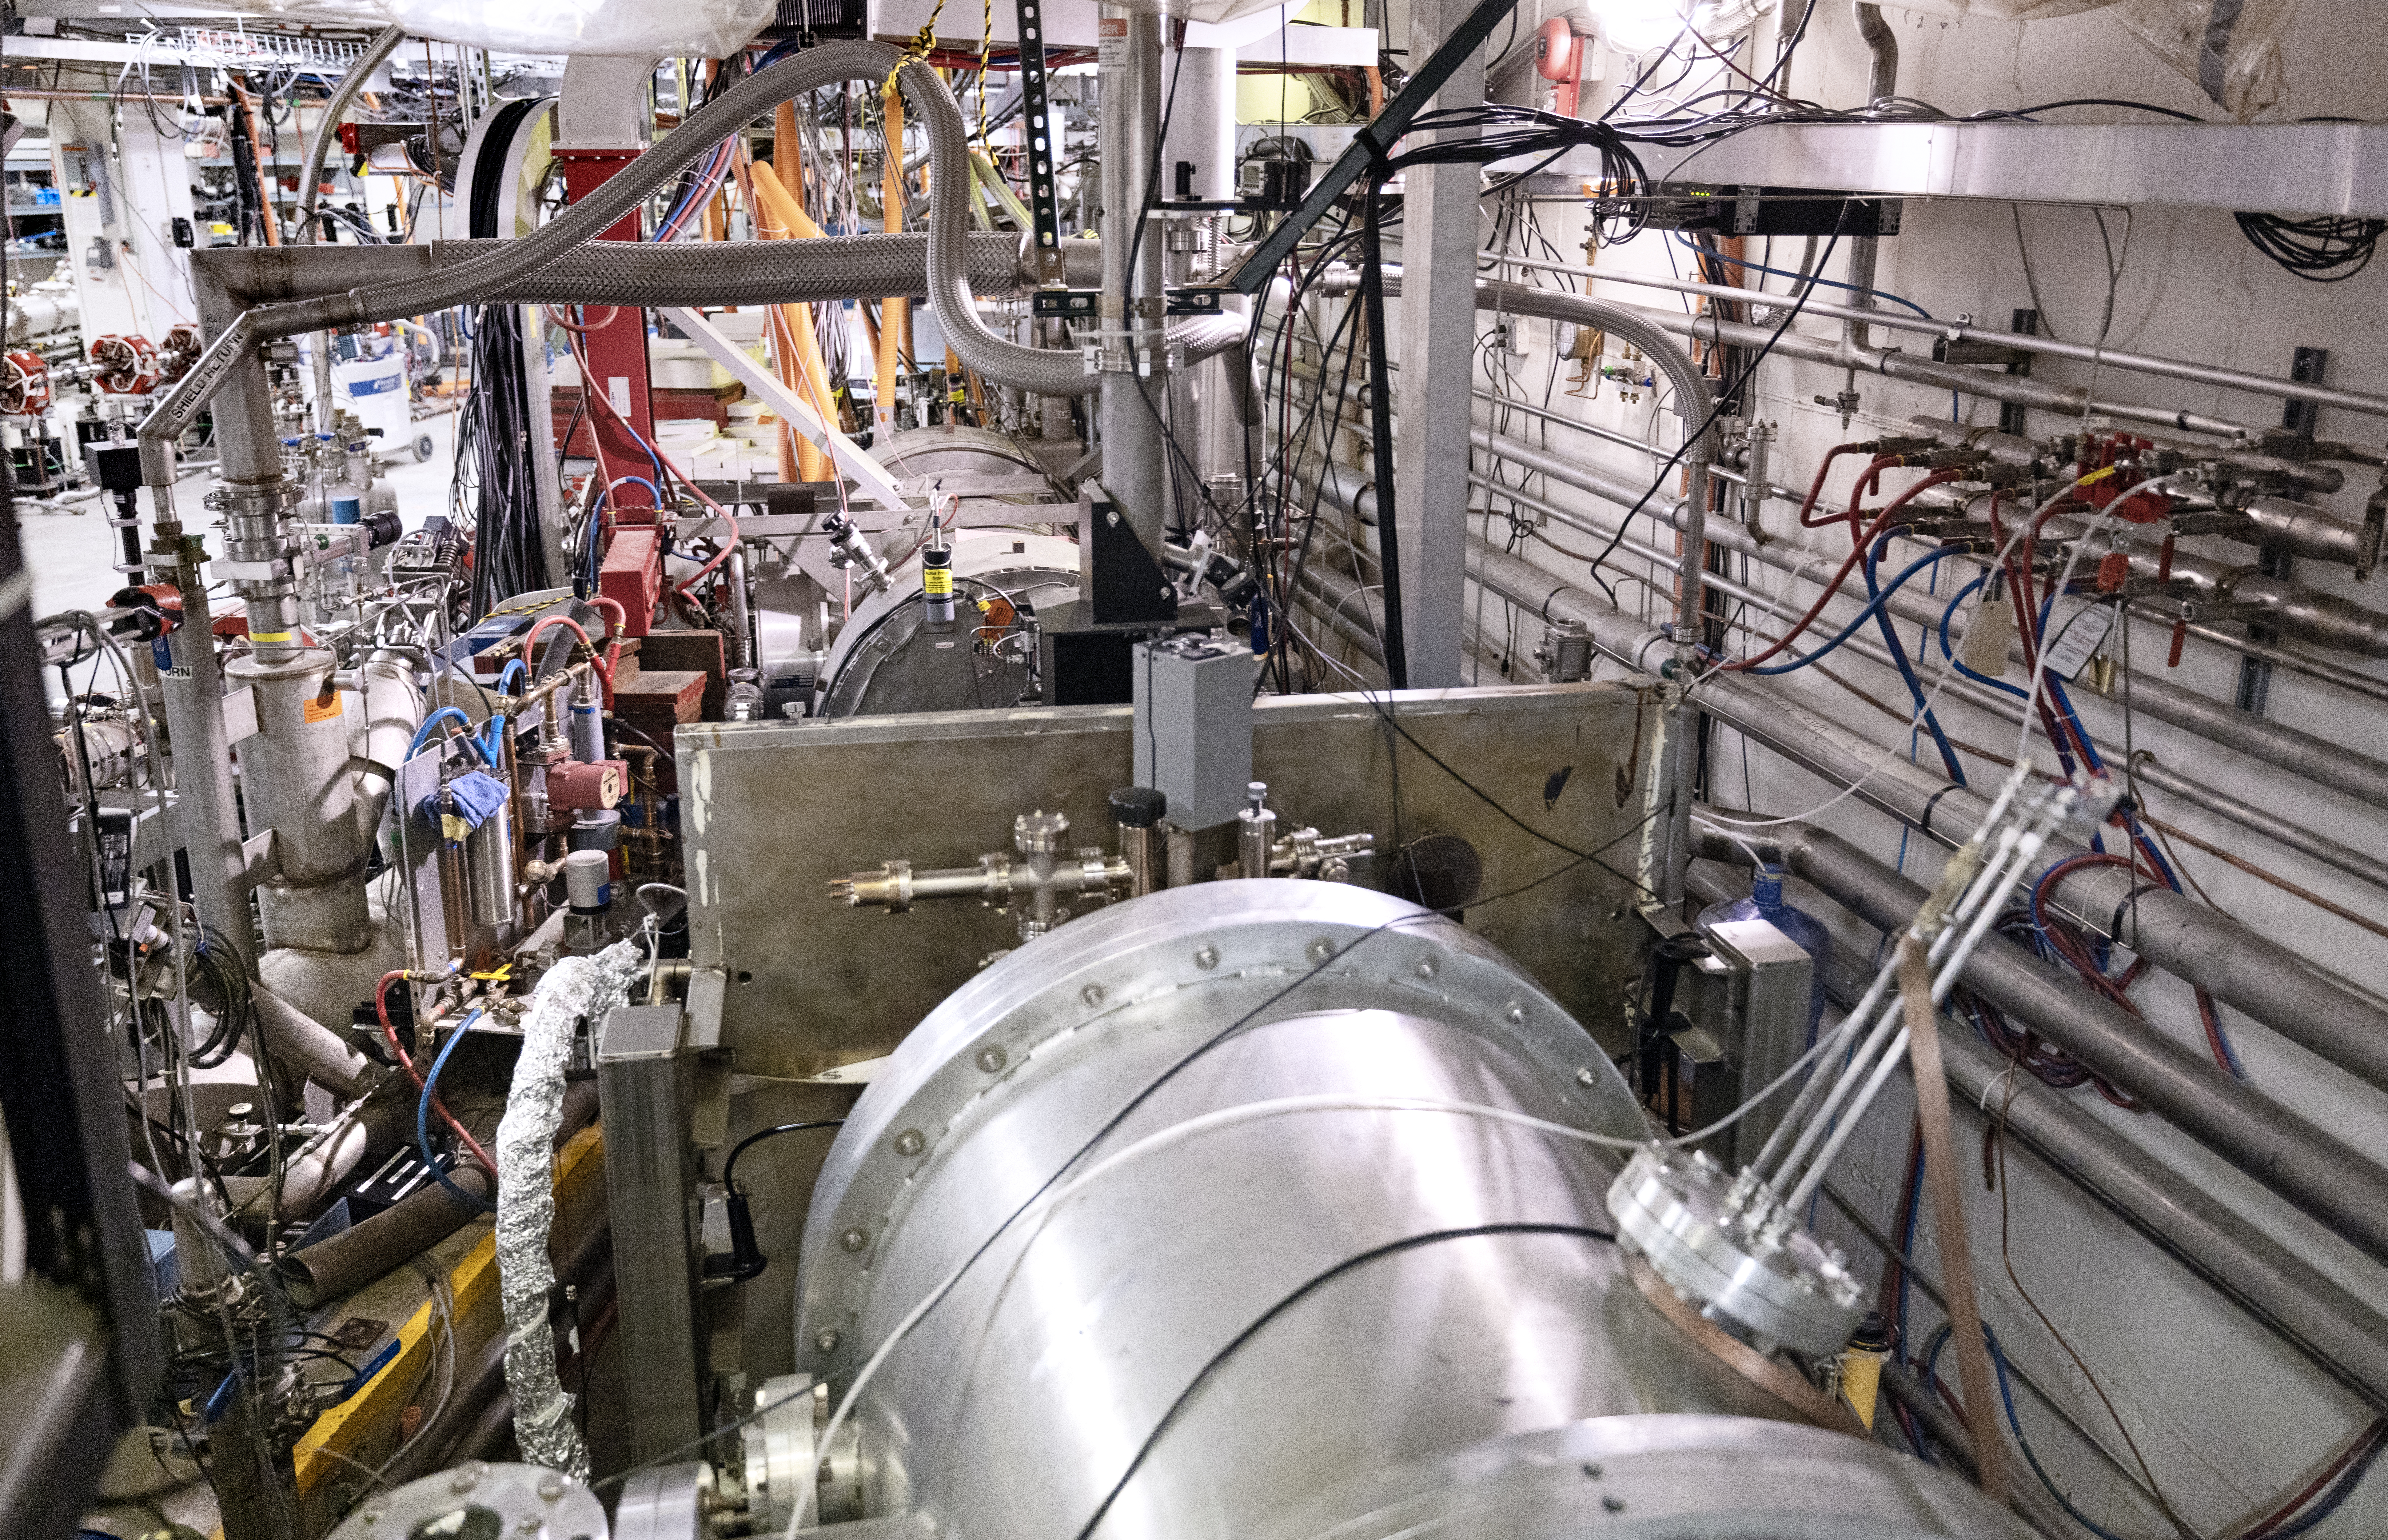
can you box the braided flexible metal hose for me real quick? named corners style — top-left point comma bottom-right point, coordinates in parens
top-left (140, 41), bottom-right (1248, 459)
top-left (436, 231), bottom-right (1029, 307)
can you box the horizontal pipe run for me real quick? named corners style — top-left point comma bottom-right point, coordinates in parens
top-left (1318, 360), bottom-right (2386, 700)
top-left (1484, 252), bottom-right (2388, 433)
top-left (1299, 365), bottom-right (2388, 811)
top-left (1458, 275), bottom-right (2343, 493)
top-left (1692, 860), bottom-right (2388, 1419)
top-left (1668, 814), bottom-right (2388, 1270)
top-left (1457, 466), bottom-right (2388, 896)
top-left (1461, 535), bottom-right (2388, 1106)
top-left (1282, 371), bottom-right (2388, 892)
top-left (191, 233), bottom-right (1030, 314)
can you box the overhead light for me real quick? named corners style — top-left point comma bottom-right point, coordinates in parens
top-left (1591, 0), bottom-right (1693, 52)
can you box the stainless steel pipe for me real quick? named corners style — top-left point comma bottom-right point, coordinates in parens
top-left (1664, 814), bottom-right (2388, 1269)
top-left (225, 647), bottom-right (373, 955)
top-left (1462, 536), bottom-right (2388, 1105)
top-left (791, 881), bottom-right (2020, 1540)
top-left (1485, 254), bottom-right (2388, 433)
top-left (1685, 859), bottom-right (2388, 1416)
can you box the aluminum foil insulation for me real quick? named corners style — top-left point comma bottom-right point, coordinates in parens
top-left (495, 940), bottom-right (644, 1479)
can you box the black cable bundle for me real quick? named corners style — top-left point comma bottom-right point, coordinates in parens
top-left (456, 303), bottom-right (551, 616)
top-left (2234, 209), bottom-right (2384, 282)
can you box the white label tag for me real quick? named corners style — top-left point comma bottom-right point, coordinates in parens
top-left (222, 684), bottom-right (260, 745)
top-left (1098, 15), bottom-right (1126, 71)
top-left (2041, 598), bottom-right (2114, 681)
top-left (608, 375), bottom-right (632, 416)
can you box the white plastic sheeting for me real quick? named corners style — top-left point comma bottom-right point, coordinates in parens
top-left (190, 0), bottom-right (774, 58)
top-left (494, 939), bottom-right (643, 1480)
top-left (1889, 0), bottom-right (2303, 119)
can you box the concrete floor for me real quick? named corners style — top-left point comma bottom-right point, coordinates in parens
top-left (15, 402), bottom-right (462, 628)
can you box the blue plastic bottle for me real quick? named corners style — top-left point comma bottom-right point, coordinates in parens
top-left (1696, 863), bottom-right (1833, 1045)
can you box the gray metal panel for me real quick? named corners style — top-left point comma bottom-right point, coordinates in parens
top-left (596, 1005), bottom-right (706, 1464)
top-left (1700, 917), bottom-right (1816, 1169)
top-left (678, 683), bottom-right (1658, 1080)
top-left (1618, 120), bottom-right (2388, 220)
top-left (1131, 636), bottom-right (1254, 831)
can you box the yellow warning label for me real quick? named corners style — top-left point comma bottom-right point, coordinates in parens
top-left (924, 568), bottom-right (953, 598)
top-left (302, 694), bottom-right (343, 724)
top-left (251, 629), bottom-right (295, 643)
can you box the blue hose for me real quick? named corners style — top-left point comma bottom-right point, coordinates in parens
top-left (1673, 235), bottom-right (1934, 317)
top-left (1741, 544), bottom-right (1969, 677)
top-left (1865, 536), bottom-right (1966, 785)
top-left (1936, 575), bottom-right (2031, 699)
top-left (417, 1009), bottom-right (495, 1213)
top-left (408, 707), bottom-right (490, 766)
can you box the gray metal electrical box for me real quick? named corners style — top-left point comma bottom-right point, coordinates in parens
top-left (1132, 634), bottom-right (1253, 830)
top-left (1674, 917), bottom-right (1816, 1167)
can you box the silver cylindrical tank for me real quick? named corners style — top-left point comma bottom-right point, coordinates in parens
top-left (791, 883), bottom-right (2020, 1540)
top-left (464, 796), bottom-right (518, 932)
top-left (227, 646), bottom-right (371, 953)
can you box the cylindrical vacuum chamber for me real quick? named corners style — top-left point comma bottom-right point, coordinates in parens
top-left (787, 882), bottom-right (2022, 1540)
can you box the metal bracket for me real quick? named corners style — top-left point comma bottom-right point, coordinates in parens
top-left (1035, 287), bottom-right (1228, 317)
top-left (1015, 0), bottom-right (1067, 286)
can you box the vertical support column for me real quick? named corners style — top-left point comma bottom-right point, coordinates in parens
top-left (2236, 345), bottom-right (2327, 716)
top-left (1390, 0), bottom-right (1485, 688)
top-left (596, 1004), bottom-right (707, 1465)
top-left (1164, 48), bottom-right (1248, 499)
top-left (1098, 5), bottom-right (1169, 550)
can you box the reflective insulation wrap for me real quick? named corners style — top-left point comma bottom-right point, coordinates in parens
top-left (792, 883), bottom-right (2023, 1540)
top-left (495, 940), bottom-right (644, 1479)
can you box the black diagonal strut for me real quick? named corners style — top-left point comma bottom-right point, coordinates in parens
top-left (1015, 0), bottom-right (1067, 285)
top-left (1225, 0), bottom-right (1519, 293)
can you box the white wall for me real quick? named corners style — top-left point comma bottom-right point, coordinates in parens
top-left (1366, 2), bottom-right (2388, 1534)
top-left (44, 101), bottom-right (201, 345)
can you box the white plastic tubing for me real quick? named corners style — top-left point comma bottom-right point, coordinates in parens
top-left (494, 940), bottom-right (644, 1479)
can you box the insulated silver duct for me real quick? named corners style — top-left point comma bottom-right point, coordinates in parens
top-left (496, 941), bottom-right (644, 1480)
top-left (790, 882), bottom-right (2021, 1540)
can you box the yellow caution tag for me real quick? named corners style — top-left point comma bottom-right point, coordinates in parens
top-left (302, 694), bottom-right (343, 724)
top-left (923, 568), bottom-right (953, 598)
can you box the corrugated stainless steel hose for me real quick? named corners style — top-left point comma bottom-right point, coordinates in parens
top-left (143, 41), bottom-right (1246, 459)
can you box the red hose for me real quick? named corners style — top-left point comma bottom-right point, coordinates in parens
top-left (1723, 468), bottom-right (1964, 672)
top-left (522, 613), bottom-right (615, 707)
top-left (1795, 443), bottom-right (1866, 529)
top-left (376, 971), bottom-right (498, 1176)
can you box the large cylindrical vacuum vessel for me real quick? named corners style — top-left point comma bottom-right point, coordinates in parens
top-left (227, 646), bottom-right (373, 953)
top-left (790, 883), bottom-right (2022, 1540)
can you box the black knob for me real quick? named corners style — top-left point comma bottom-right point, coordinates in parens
top-left (1109, 786), bottom-right (1167, 829)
